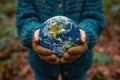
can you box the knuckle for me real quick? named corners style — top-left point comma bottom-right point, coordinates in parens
top-left (51, 55), bottom-right (56, 59)
top-left (48, 57), bottom-right (56, 61)
top-left (67, 48), bottom-right (72, 52)
top-left (64, 54), bottom-right (70, 59)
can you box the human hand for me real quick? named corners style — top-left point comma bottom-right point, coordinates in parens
top-left (32, 29), bottom-right (60, 64)
top-left (60, 29), bottom-right (88, 63)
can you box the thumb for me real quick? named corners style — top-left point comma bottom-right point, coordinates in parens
top-left (34, 37), bottom-right (40, 43)
top-left (33, 29), bottom-right (40, 43)
top-left (80, 29), bottom-right (86, 44)
top-left (80, 37), bottom-right (85, 44)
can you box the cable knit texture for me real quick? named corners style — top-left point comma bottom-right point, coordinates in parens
top-left (16, 0), bottom-right (105, 77)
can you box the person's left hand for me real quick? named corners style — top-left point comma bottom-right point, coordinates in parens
top-left (60, 29), bottom-right (88, 63)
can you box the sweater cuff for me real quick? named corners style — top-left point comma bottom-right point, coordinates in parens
top-left (32, 22), bottom-right (42, 35)
top-left (78, 20), bottom-right (98, 49)
top-left (21, 22), bottom-right (42, 49)
top-left (30, 22), bottom-right (42, 48)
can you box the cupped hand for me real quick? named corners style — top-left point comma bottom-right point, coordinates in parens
top-left (60, 29), bottom-right (88, 63)
top-left (32, 29), bottom-right (60, 64)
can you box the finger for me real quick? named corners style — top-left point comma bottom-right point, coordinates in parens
top-left (62, 54), bottom-right (81, 63)
top-left (64, 53), bottom-right (81, 60)
top-left (62, 52), bottom-right (78, 60)
top-left (63, 52), bottom-right (71, 60)
top-left (80, 29), bottom-right (86, 41)
top-left (60, 58), bottom-right (70, 63)
top-left (80, 43), bottom-right (88, 51)
top-left (41, 55), bottom-right (60, 64)
top-left (33, 42), bottom-right (53, 55)
top-left (40, 54), bottom-right (59, 61)
top-left (34, 37), bottom-right (40, 43)
top-left (60, 53), bottom-right (74, 63)
top-left (47, 57), bottom-right (60, 64)
top-left (32, 39), bottom-right (39, 49)
top-left (33, 34), bottom-right (40, 43)
top-left (33, 29), bottom-right (40, 43)
top-left (80, 29), bottom-right (86, 44)
top-left (45, 55), bottom-right (58, 61)
top-left (60, 57), bottom-right (75, 63)
top-left (67, 46), bottom-right (82, 55)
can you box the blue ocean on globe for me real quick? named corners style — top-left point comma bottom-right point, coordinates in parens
top-left (39, 16), bottom-right (80, 57)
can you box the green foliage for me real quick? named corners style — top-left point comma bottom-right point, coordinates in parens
top-left (0, 37), bottom-right (13, 50)
top-left (93, 53), bottom-right (113, 64)
top-left (0, 57), bottom-right (20, 75)
top-left (0, 13), bottom-right (10, 25)
top-left (94, 72), bottom-right (103, 80)
top-left (0, 58), bottom-right (16, 66)
top-left (4, 27), bottom-right (18, 38)
top-left (12, 69), bottom-right (21, 75)
top-left (103, 0), bottom-right (113, 9)
top-left (114, 25), bottom-right (120, 33)
top-left (0, 26), bottom-right (18, 50)
top-left (0, 0), bottom-right (17, 16)
top-left (103, 0), bottom-right (120, 24)
top-left (110, 4), bottom-right (120, 13)
top-left (0, 1), bottom-right (18, 51)
top-left (0, 13), bottom-right (6, 19)
top-left (0, 13), bottom-right (9, 25)
top-left (0, 43), bottom-right (6, 50)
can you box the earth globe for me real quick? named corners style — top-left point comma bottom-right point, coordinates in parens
top-left (39, 16), bottom-right (80, 57)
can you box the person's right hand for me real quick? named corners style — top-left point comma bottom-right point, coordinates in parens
top-left (32, 29), bottom-right (60, 64)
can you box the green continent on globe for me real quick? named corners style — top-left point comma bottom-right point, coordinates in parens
top-left (62, 41), bottom-right (78, 50)
top-left (49, 21), bottom-right (66, 40)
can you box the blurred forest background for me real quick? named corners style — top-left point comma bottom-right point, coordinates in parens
top-left (0, 0), bottom-right (120, 80)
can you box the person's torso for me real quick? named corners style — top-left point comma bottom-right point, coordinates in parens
top-left (33, 0), bottom-right (85, 23)
top-left (29, 0), bottom-right (93, 77)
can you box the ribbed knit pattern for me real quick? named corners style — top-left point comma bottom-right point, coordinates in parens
top-left (16, 0), bottom-right (105, 77)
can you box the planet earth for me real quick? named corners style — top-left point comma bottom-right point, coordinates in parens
top-left (39, 16), bottom-right (80, 57)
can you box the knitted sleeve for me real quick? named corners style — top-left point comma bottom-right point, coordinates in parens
top-left (78, 0), bottom-right (105, 49)
top-left (16, 0), bottom-right (42, 48)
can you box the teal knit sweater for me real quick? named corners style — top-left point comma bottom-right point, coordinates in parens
top-left (16, 0), bottom-right (105, 77)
